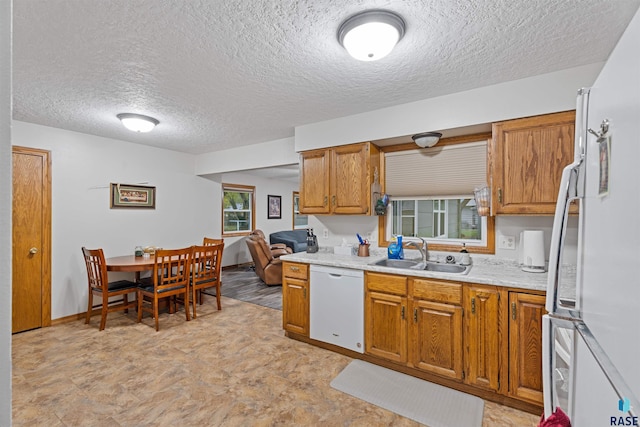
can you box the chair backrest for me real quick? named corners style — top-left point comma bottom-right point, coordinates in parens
top-left (203, 237), bottom-right (224, 246)
top-left (251, 230), bottom-right (266, 240)
top-left (245, 235), bottom-right (273, 280)
top-left (152, 247), bottom-right (192, 292)
top-left (82, 247), bottom-right (108, 292)
top-left (192, 243), bottom-right (224, 286)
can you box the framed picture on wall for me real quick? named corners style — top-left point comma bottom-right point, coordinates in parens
top-left (267, 195), bottom-right (281, 219)
top-left (110, 183), bottom-right (156, 209)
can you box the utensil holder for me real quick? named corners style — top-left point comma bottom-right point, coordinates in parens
top-left (357, 244), bottom-right (370, 257)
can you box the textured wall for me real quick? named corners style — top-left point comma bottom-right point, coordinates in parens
top-left (0, 0), bottom-right (12, 423)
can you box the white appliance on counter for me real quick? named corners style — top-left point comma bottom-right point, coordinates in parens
top-left (543, 6), bottom-right (640, 425)
top-left (310, 265), bottom-right (364, 353)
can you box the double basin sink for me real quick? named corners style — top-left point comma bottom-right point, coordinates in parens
top-left (371, 258), bottom-right (472, 275)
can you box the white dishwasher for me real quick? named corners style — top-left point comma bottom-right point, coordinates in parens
top-left (309, 265), bottom-right (364, 353)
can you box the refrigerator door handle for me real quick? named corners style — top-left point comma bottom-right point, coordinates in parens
top-left (546, 160), bottom-right (582, 316)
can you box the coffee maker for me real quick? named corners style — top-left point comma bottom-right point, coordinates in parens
top-left (306, 228), bottom-right (318, 253)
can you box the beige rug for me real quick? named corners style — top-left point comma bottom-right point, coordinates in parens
top-left (331, 360), bottom-right (484, 427)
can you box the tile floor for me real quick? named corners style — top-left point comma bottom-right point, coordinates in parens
top-left (12, 296), bottom-right (540, 426)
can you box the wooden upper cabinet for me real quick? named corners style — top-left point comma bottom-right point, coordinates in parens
top-left (299, 149), bottom-right (330, 214)
top-left (299, 142), bottom-right (380, 215)
top-left (491, 111), bottom-right (576, 215)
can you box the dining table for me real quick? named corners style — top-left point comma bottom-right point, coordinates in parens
top-left (106, 255), bottom-right (156, 281)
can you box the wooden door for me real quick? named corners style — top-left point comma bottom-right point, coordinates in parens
top-left (12, 146), bottom-right (51, 333)
top-left (299, 149), bottom-right (330, 214)
top-left (491, 111), bottom-right (575, 215)
top-left (365, 291), bottom-right (407, 363)
top-left (411, 299), bottom-right (463, 380)
top-left (330, 143), bottom-right (369, 214)
top-left (282, 276), bottom-right (309, 336)
top-left (509, 292), bottom-right (546, 404)
top-left (464, 285), bottom-right (500, 391)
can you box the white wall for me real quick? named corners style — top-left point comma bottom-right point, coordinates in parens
top-left (195, 136), bottom-right (299, 176)
top-left (295, 63), bottom-right (603, 151)
top-left (12, 121), bottom-right (218, 319)
top-left (218, 171), bottom-right (298, 266)
top-left (0, 0), bottom-right (11, 423)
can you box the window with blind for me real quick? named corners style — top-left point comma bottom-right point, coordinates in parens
top-left (382, 139), bottom-right (493, 252)
top-left (222, 183), bottom-right (255, 236)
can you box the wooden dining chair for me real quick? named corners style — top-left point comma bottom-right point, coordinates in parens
top-left (203, 237), bottom-right (224, 246)
top-left (137, 247), bottom-right (192, 331)
top-left (81, 247), bottom-right (138, 331)
top-left (191, 243), bottom-right (224, 317)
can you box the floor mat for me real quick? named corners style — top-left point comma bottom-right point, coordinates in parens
top-left (330, 360), bottom-right (484, 427)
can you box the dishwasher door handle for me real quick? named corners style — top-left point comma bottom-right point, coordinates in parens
top-left (328, 273), bottom-right (343, 278)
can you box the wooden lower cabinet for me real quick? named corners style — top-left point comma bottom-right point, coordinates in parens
top-left (282, 262), bottom-right (309, 336)
top-left (508, 291), bottom-right (546, 405)
top-left (411, 299), bottom-right (463, 380)
top-left (364, 272), bottom-right (408, 363)
top-left (464, 285), bottom-right (500, 391)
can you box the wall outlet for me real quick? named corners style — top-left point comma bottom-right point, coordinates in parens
top-left (498, 235), bottom-right (516, 250)
top-left (322, 229), bottom-right (329, 238)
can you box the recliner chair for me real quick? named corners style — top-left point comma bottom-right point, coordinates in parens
top-left (245, 233), bottom-right (288, 286)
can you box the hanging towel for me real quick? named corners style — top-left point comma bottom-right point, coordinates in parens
top-left (538, 407), bottom-right (571, 427)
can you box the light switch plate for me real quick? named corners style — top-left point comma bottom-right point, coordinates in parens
top-left (498, 235), bottom-right (516, 250)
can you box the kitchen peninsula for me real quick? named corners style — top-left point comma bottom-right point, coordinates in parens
top-left (280, 248), bottom-right (570, 414)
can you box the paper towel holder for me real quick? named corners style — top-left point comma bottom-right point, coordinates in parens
top-left (520, 230), bottom-right (546, 273)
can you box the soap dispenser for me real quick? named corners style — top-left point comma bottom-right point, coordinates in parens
top-left (460, 243), bottom-right (471, 266)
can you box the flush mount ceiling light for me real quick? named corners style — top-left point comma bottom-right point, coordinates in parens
top-left (117, 113), bottom-right (159, 133)
top-left (412, 132), bottom-right (443, 148)
top-left (337, 10), bottom-right (406, 61)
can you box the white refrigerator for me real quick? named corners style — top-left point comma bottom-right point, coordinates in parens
top-left (543, 5), bottom-right (640, 426)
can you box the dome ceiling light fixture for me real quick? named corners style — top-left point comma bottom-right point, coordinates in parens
top-left (117, 113), bottom-right (159, 133)
top-left (412, 132), bottom-right (443, 148)
top-left (337, 9), bottom-right (406, 61)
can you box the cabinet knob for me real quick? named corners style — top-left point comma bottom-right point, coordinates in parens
top-left (498, 188), bottom-right (503, 204)
top-left (323, 196), bottom-right (328, 206)
top-left (332, 195), bottom-right (336, 206)
top-left (471, 297), bottom-right (476, 314)
top-left (29, 247), bottom-right (38, 255)
top-left (511, 302), bottom-right (517, 320)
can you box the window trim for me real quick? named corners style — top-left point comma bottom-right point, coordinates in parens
top-left (222, 183), bottom-right (256, 237)
top-left (292, 191), bottom-right (308, 230)
top-left (378, 133), bottom-right (495, 254)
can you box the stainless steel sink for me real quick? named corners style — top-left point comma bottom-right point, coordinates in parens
top-left (372, 259), bottom-right (420, 268)
top-left (372, 258), bottom-right (471, 275)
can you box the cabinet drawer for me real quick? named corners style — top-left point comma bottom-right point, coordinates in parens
top-left (366, 272), bottom-right (407, 296)
top-left (283, 262), bottom-right (308, 279)
top-left (412, 279), bottom-right (462, 305)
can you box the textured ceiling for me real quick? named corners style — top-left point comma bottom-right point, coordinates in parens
top-left (12, 0), bottom-right (640, 154)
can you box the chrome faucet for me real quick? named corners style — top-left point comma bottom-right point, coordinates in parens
top-left (406, 237), bottom-right (428, 262)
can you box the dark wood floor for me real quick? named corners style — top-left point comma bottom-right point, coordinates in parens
top-left (204, 265), bottom-right (282, 310)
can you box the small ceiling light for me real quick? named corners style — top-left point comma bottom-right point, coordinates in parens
top-left (337, 10), bottom-right (406, 61)
top-left (412, 132), bottom-right (443, 148)
top-left (117, 113), bottom-right (159, 133)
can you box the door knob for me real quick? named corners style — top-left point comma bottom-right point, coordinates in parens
top-left (29, 247), bottom-right (38, 254)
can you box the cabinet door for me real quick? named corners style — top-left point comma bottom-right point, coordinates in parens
top-left (465, 285), bottom-right (500, 391)
top-left (330, 143), bottom-right (370, 214)
top-left (282, 277), bottom-right (309, 336)
top-left (365, 291), bottom-right (407, 363)
top-left (509, 292), bottom-right (546, 404)
top-left (299, 149), bottom-right (330, 214)
top-left (411, 299), bottom-right (463, 380)
top-left (492, 111), bottom-right (575, 215)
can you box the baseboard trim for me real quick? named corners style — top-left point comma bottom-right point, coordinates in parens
top-left (222, 262), bottom-right (253, 271)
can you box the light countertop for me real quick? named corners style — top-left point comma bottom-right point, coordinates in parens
top-left (280, 248), bottom-right (576, 295)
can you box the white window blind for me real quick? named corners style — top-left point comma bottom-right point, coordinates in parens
top-left (385, 140), bottom-right (487, 197)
